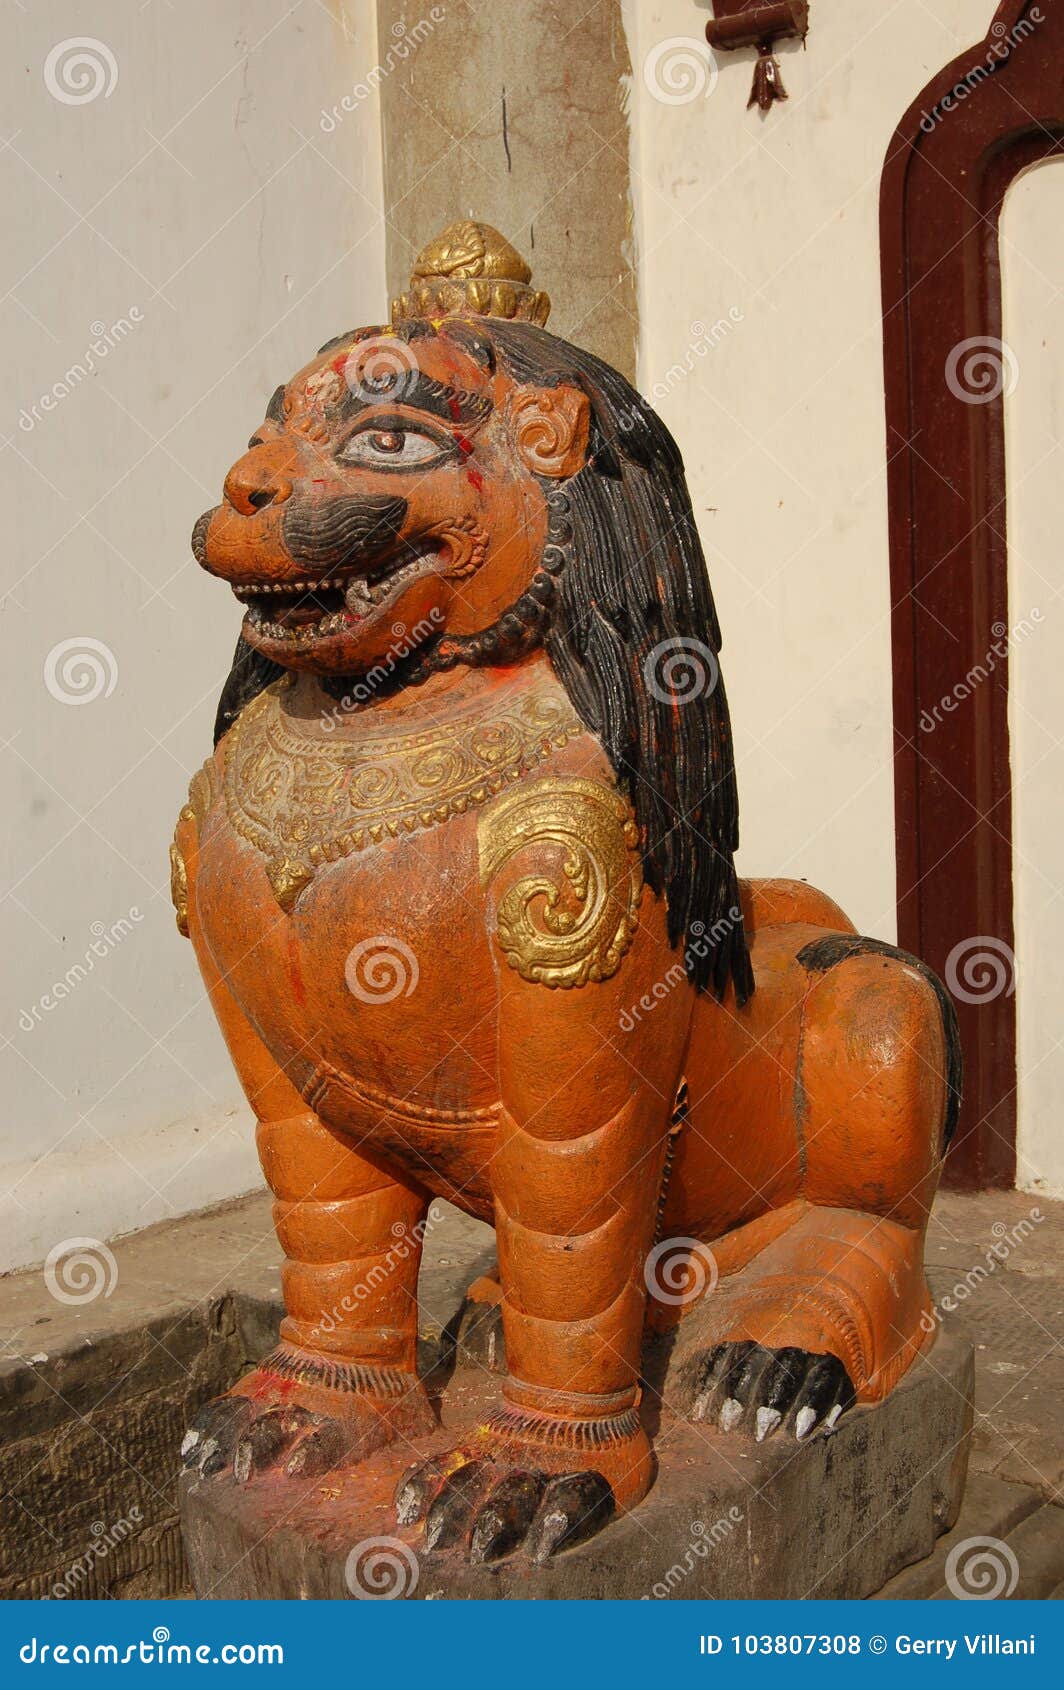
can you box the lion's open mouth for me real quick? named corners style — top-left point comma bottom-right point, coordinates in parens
top-left (235, 552), bottom-right (433, 642)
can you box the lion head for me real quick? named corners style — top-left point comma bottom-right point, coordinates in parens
top-left (193, 227), bottom-right (751, 1001)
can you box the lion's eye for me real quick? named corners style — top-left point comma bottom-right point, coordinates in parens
top-left (337, 428), bottom-right (446, 469)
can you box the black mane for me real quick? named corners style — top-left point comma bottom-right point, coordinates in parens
top-left (213, 317), bottom-right (752, 1002)
top-left (487, 320), bottom-right (751, 1003)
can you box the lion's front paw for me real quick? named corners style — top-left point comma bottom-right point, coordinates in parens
top-left (182, 1396), bottom-right (348, 1481)
top-left (689, 1341), bottom-right (855, 1442)
top-left (395, 1452), bottom-right (615, 1564)
top-left (181, 1344), bottom-right (433, 1483)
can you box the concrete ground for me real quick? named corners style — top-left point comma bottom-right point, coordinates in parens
top-left (0, 1188), bottom-right (1060, 1598)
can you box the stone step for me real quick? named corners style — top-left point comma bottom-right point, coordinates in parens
top-left (872, 1473), bottom-right (1042, 1599)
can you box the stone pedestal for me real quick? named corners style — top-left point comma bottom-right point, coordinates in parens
top-left (181, 1330), bottom-right (973, 1600)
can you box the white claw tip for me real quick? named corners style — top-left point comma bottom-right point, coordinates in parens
top-left (180, 1430), bottom-right (200, 1456)
top-left (795, 1406), bottom-right (817, 1441)
top-left (719, 1397), bottom-right (744, 1433)
top-left (824, 1404), bottom-right (843, 1432)
top-left (755, 1406), bottom-right (782, 1442)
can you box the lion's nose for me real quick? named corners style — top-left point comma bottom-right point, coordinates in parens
top-left (223, 441), bottom-right (298, 516)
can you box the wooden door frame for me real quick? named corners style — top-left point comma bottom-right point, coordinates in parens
top-left (880, 0), bottom-right (1064, 1187)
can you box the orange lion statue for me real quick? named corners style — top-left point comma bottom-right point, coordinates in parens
top-left (174, 221), bottom-right (960, 1566)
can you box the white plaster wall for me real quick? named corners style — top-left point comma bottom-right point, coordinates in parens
top-left (622, 0), bottom-right (989, 936)
top-left (1004, 164), bottom-right (1064, 1201)
top-left (0, 1), bottom-right (385, 1271)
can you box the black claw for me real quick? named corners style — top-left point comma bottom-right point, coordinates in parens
top-left (789, 1354), bottom-right (856, 1440)
top-left (469, 1470), bottom-right (545, 1564)
top-left (455, 1300), bottom-right (507, 1373)
top-left (690, 1342), bottom-right (738, 1419)
top-left (424, 1461), bottom-right (496, 1552)
top-left (526, 1471), bottom-right (615, 1564)
top-left (284, 1419), bottom-right (346, 1479)
top-left (720, 1344), bottom-right (777, 1428)
top-left (395, 1455), bottom-right (452, 1527)
top-left (186, 1397), bottom-right (253, 1473)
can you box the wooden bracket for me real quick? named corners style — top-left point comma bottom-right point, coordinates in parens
top-left (705, 2), bottom-right (809, 111)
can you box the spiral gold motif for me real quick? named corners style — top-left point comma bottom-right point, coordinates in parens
top-left (478, 777), bottom-right (643, 988)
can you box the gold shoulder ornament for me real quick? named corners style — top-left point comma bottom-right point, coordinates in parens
top-left (478, 777), bottom-right (643, 988)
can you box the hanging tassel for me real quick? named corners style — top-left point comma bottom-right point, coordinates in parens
top-left (748, 40), bottom-right (789, 111)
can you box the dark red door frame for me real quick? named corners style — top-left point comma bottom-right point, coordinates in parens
top-left (880, 0), bottom-right (1064, 1188)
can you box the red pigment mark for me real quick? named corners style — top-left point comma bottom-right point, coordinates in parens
top-left (465, 464), bottom-right (484, 493)
top-left (331, 354), bottom-right (349, 376)
top-left (447, 395), bottom-right (462, 423)
top-left (312, 478), bottom-right (326, 488)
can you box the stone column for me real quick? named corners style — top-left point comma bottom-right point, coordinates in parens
top-left (375, 0), bottom-right (637, 380)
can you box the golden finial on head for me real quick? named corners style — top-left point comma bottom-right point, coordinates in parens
top-left (391, 220), bottom-right (551, 328)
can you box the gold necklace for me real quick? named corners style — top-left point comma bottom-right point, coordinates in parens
top-left (221, 680), bottom-right (584, 908)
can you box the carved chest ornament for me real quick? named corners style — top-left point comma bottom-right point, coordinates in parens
top-left (219, 682), bottom-right (585, 910)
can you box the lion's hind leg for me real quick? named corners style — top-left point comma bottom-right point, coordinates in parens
top-left (665, 936), bottom-right (957, 1442)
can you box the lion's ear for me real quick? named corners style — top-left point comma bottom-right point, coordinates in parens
top-left (507, 384), bottom-right (590, 479)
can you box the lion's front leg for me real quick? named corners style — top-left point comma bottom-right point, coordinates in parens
top-left (395, 774), bottom-right (692, 1562)
top-left (177, 809), bottom-right (434, 1485)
